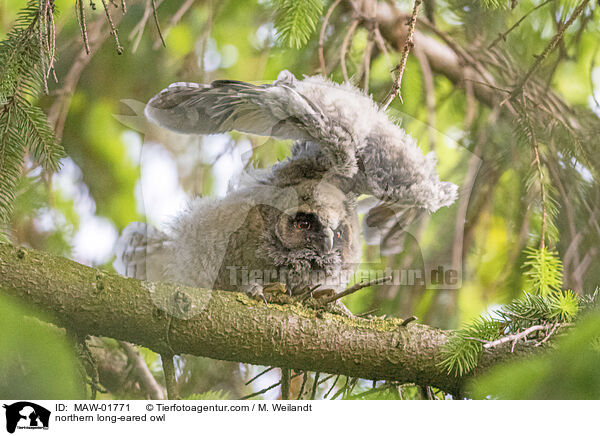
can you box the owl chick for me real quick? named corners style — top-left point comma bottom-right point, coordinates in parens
top-left (114, 71), bottom-right (457, 299)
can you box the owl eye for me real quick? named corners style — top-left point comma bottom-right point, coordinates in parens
top-left (296, 220), bottom-right (311, 230)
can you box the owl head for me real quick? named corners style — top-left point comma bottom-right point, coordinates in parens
top-left (256, 179), bottom-right (360, 292)
top-left (275, 180), bottom-right (352, 252)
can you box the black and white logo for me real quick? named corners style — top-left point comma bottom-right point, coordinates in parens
top-left (2, 402), bottom-right (50, 434)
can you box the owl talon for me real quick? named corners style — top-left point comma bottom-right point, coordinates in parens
top-left (245, 283), bottom-right (269, 306)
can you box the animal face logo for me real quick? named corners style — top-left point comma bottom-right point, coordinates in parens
top-left (2, 402), bottom-right (50, 434)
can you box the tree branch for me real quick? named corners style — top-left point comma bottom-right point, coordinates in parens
top-left (0, 243), bottom-right (541, 396)
top-left (118, 340), bottom-right (165, 399)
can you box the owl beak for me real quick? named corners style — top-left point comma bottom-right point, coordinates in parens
top-left (319, 228), bottom-right (334, 254)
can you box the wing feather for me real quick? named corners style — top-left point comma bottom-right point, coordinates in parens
top-left (145, 72), bottom-right (326, 141)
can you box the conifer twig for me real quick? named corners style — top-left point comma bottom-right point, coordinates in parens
top-left (39, 0), bottom-right (48, 93)
top-left (280, 367), bottom-right (291, 400)
top-left (101, 0), bottom-right (124, 54)
top-left (297, 371), bottom-right (309, 400)
top-left (76, 0), bottom-right (91, 54)
top-left (535, 323), bottom-right (560, 347)
top-left (525, 108), bottom-right (547, 249)
top-left (330, 376), bottom-right (351, 399)
top-left (323, 374), bottom-right (340, 398)
top-left (382, 0), bottom-right (422, 109)
top-left (511, 0), bottom-right (590, 97)
top-left (488, 0), bottom-right (555, 49)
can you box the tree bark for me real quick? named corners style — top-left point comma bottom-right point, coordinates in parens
top-left (0, 243), bottom-right (538, 396)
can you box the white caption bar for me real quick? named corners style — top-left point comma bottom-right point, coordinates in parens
top-left (1, 400), bottom-right (597, 436)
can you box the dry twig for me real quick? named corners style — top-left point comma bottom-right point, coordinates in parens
top-left (101, 0), bottom-right (124, 54)
top-left (319, 0), bottom-right (342, 74)
top-left (481, 324), bottom-right (565, 350)
top-left (48, 18), bottom-right (108, 141)
top-left (340, 18), bottom-right (359, 82)
top-left (239, 371), bottom-right (303, 400)
top-left (382, 0), bottom-right (422, 109)
top-left (322, 276), bottom-right (392, 304)
top-left (245, 366), bottom-right (275, 386)
top-left (152, 0), bottom-right (195, 49)
top-left (151, 0), bottom-right (166, 47)
top-left (76, 0), bottom-right (91, 54)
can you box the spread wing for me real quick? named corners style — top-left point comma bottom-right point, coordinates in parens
top-left (145, 70), bottom-right (357, 175)
top-left (146, 71), bottom-right (323, 139)
top-left (355, 131), bottom-right (457, 254)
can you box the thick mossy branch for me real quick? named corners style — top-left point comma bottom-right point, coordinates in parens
top-left (0, 243), bottom-right (539, 395)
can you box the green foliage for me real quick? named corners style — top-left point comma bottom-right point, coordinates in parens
top-left (20, 103), bottom-right (64, 170)
top-left (549, 289), bottom-right (579, 321)
top-left (0, 1), bottom-right (65, 224)
top-left (0, 109), bottom-right (27, 224)
top-left (523, 247), bottom-right (563, 296)
top-left (470, 310), bottom-right (600, 399)
top-left (441, 291), bottom-right (580, 376)
top-left (441, 245), bottom-right (568, 378)
top-left (76, 99), bottom-right (138, 229)
top-left (479, 0), bottom-right (510, 9)
top-left (272, 0), bottom-right (323, 49)
top-left (0, 293), bottom-right (84, 399)
top-left (0, 3), bottom-right (43, 103)
top-left (440, 315), bottom-right (502, 377)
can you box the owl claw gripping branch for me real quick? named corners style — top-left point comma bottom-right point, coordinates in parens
top-left (114, 71), bottom-right (457, 309)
